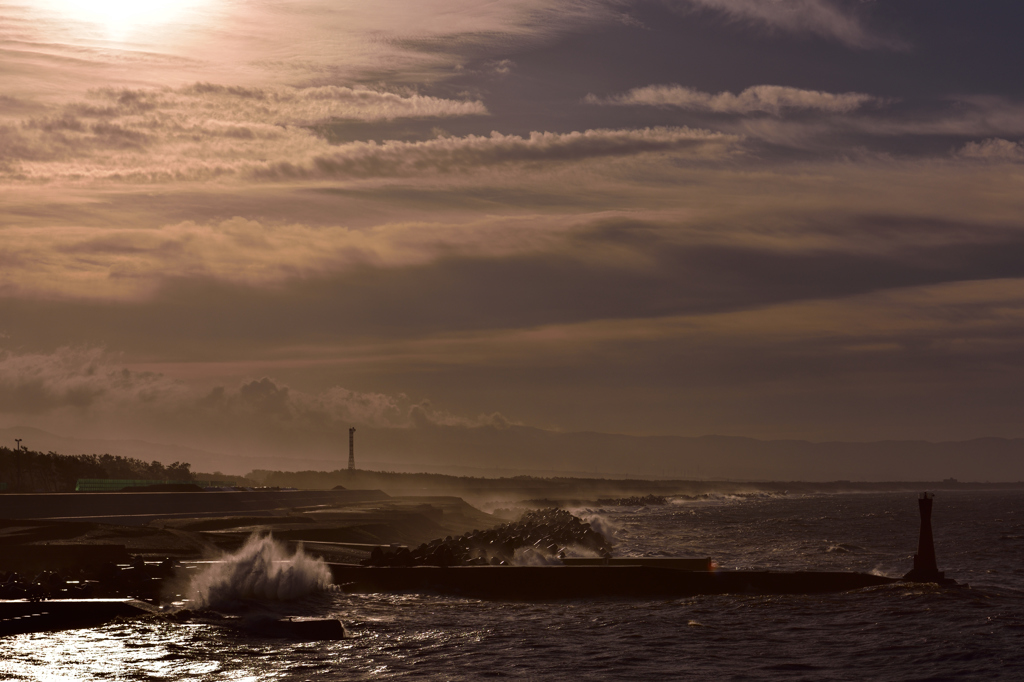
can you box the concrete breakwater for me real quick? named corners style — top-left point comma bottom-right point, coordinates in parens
top-left (360, 508), bottom-right (612, 567)
top-left (330, 564), bottom-right (900, 599)
top-left (0, 599), bottom-right (158, 637)
top-left (1, 557), bottom-right (181, 603)
top-left (0, 489), bottom-right (390, 526)
top-left (334, 508), bottom-right (903, 598)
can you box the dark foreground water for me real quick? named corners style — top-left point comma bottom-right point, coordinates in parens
top-left (3, 491), bottom-right (1023, 680)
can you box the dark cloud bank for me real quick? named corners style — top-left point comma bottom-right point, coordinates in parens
top-left (6, 214), bottom-right (1024, 345)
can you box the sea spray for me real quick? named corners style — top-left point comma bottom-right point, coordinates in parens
top-left (511, 547), bottom-right (564, 566)
top-left (188, 534), bottom-right (332, 609)
top-left (577, 512), bottom-right (618, 544)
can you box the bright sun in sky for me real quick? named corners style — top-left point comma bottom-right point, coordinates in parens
top-left (45, 0), bottom-right (200, 37)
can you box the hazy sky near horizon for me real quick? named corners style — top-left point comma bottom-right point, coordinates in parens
top-left (3, 1), bottom-right (1024, 462)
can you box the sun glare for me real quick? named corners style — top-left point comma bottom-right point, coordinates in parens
top-left (45, 0), bottom-right (201, 38)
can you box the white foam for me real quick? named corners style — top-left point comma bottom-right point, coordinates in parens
top-left (577, 512), bottom-right (618, 543)
top-left (187, 533), bottom-right (332, 609)
top-left (510, 547), bottom-right (564, 566)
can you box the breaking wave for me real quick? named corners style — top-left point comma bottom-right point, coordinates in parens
top-left (576, 512), bottom-right (618, 543)
top-left (187, 534), bottom-right (332, 609)
top-left (823, 542), bottom-right (865, 554)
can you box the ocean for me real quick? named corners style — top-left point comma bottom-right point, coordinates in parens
top-left (3, 490), bottom-right (1023, 680)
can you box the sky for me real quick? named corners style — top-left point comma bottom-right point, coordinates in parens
top-left (2, 1), bottom-right (1024, 473)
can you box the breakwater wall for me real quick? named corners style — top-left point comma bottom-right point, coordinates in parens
top-left (329, 564), bottom-right (899, 599)
top-left (0, 489), bottom-right (390, 526)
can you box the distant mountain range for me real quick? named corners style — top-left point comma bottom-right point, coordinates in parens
top-left (2, 424), bottom-right (1022, 482)
top-left (357, 425), bottom-right (1024, 482)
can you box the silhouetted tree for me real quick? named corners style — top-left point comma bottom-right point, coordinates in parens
top-left (0, 447), bottom-right (194, 492)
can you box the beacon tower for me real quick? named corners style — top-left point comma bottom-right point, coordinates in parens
top-left (903, 492), bottom-right (954, 584)
top-left (348, 427), bottom-right (356, 471)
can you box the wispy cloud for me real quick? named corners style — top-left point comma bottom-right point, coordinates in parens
top-left (678, 0), bottom-right (898, 49)
top-left (0, 84), bottom-right (486, 182)
top-left (0, 214), bottom-right (574, 298)
top-left (724, 97), bottom-right (1024, 150)
top-left (169, 83), bottom-right (489, 123)
top-left (4, 151), bottom-right (1022, 304)
top-left (958, 138), bottom-right (1024, 162)
top-left (1, 82), bottom-right (741, 184)
top-left (256, 127), bottom-right (738, 180)
top-left (585, 84), bottom-right (881, 114)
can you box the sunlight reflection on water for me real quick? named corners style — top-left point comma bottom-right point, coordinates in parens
top-left (3, 492), bottom-right (1023, 681)
top-left (3, 620), bottom-right (223, 680)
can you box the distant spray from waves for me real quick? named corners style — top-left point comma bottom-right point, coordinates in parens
top-left (188, 534), bottom-right (332, 609)
top-left (667, 491), bottom-right (789, 506)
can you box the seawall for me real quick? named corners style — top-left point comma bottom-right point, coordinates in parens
top-left (0, 489), bottom-right (390, 526)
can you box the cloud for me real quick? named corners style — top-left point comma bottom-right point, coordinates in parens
top-left (409, 401), bottom-right (512, 430)
top-left (172, 83), bottom-right (488, 123)
top-left (3, 152), bottom-right (1023, 305)
top-left (678, 0), bottom-right (897, 49)
top-left (958, 138), bottom-right (1024, 162)
top-left (204, 379), bottom-right (511, 431)
top-left (9, 205), bottom-right (1024, 357)
top-left (691, 97), bottom-right (1024, 151)
top-left (2, 81), bottom-right (733, 183)
top-left (5, 0), bottom-right (626, 103)
top-left (0, 346), bottom-right (512, 436)
top-left (0, 214), bottom-right (579, 298)
top-left (198, 378), bottom-right (411, 429)
top-left (450, 58), bottom-right (518, 81)
top-left (200, 379), bottom-right (514, 432)
top-left (0, 347), bottom-right (186, 414)
top-left (256, 126), bottom-right (737, 180)
top-left (4, 84), bottom-right (486, 130)
top-left (0, 84), bottom-right (486, 182)
top-left (585, 84), bottom-right (881, 115)
top-left (851, 98), bottom-right (1024, 139)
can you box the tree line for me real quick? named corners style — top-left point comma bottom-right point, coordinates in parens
top-left (0, 447), bottom-right (193, 493)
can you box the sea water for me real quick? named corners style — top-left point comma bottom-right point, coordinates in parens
top-left (3, 490), bottom-right (1023, 680)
